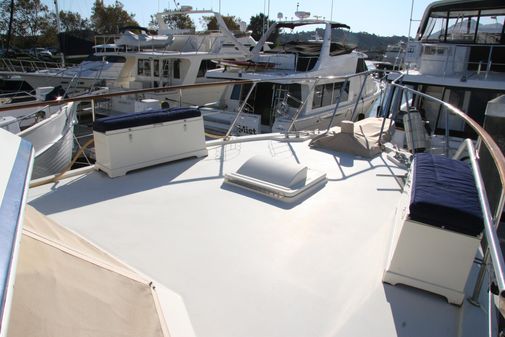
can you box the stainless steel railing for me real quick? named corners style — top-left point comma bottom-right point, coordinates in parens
top-left (381, 76), bottom-right (505, 314)
top-left (0, 58), bottom-right (62, 73)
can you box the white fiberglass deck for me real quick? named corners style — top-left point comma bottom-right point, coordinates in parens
top-left (28, 135), bottom-right (487, 337)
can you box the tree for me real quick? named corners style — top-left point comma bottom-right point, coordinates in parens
top-left (0, 0), bottom-right (52, 48)
top-left (149, 12), bottom-right (195, 31)
top-left (247, 13), bottom-right (275, 40)
top-left (202, 15), bottom-right (240, 31)
top-left (90, 0), bottom-right (138, 34)
top-left (58, 11), bottom-right (91, 32)
top-left (38, 10), bottom-right (92, 47)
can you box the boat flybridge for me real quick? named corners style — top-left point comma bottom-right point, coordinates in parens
top-left (96, 9), bottom-right (256, 114)
top-left (398, 0), bottom-right (505, 139)
top-left (201, 19), bottom-right (381, 135)
top-left (1, 72), bottom-right (505, 336)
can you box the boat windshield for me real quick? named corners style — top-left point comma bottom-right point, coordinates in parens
top-left (267, 23), bottom-right (353, 57)
top-left (420, 8), bottom-right (505, 44)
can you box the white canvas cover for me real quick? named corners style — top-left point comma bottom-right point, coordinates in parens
top-left (7, 205), bottom-right (169, 337)
top-left (309, 118), bottom-right (392, 157)
top-left (115, 30), bottom-right (173, 48)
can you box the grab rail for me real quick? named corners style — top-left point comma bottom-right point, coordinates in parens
top-left (225, 81), bottom-right (259, 138)
top-left (457, 139), bottom-right (505, 291)
top-left (324, 69), bottom-right (378, 133)
top-left (0, 80), bottom-right (256, 113)
top-left (0, 58), bottom-right (62, 73)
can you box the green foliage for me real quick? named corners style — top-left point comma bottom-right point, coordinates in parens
top-left (58, 11), bottom-right (91, 32)
top-left (247, 13), bottom-right (275, 41)
top-left (202, 15), bottom-right (240, 31)
top-left (90, 0), bottom-right (138, 34)
top-left (149, 12), bottom-right (195, 30)
top-left (0, 0), bottom-right (51, 47)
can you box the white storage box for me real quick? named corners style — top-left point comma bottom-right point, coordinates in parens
top-left (93, 109), bottom-right (207, 177)
top-left (383, 153), bottom-right (483, 305)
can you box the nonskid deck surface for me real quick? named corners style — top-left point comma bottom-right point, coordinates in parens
top-left (28, 138), bottom-right (487, 337)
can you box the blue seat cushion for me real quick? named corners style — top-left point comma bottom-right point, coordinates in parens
top-left (409, 153), bottom-right (483, 236)
top-left (93, 108), bottom-right (201, 133)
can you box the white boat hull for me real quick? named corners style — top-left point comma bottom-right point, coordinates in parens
top-left (201, 89), bottom-right (380, 135)
top-left (18, 103), bottom-right (75, 179)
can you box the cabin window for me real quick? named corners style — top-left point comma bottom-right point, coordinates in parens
top-left (421, 8), bottom-right (505, 44)
top-left (321, 83), bottom-right (334, 107)
top-left (197, 60), bottom-right (218, 78)
top-left (445, 10), bottom-right (479, 42)
top-left (476, 10), bottom-right (505, 44)
top-left (274, 84), bottom-right (302, 109)
top-left (312, 82), bottom-right (349, 109)
top-left (422, 11), bottom-right (448, 41)
top-left (162, 60), bottom-right (169, 77)
top-left (286, 84), bottom-right (302, 107)
top-left (356, 58), bottom-right (367, 73)
top-left (231, 84), bottom-right (242, 100)
top-left (423, 45), bottom-right (447, 55)
top-left (332, 82), bottom-right (349, 104)
top-left (161, 60), bottom-right (181, 79)
top-left (137, 59), bottom-right (151, 76)
top-left (173, 60), bottom-right (180, 79)
top-left (153, 60), bottom-right (159, 77)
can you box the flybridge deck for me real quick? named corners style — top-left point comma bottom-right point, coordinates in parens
top-left (27, 134), bottom-right (487, 337)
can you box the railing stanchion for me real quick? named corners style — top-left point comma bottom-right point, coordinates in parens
top-left (225, 82), bottom-right (258, 139)
top-left (325, 78), bottom-right (349, 133)
top-left (91, 98), bottom-right (96, 122)
top-left (350, 74), bottom-right (368, 121)
top-left (444, 106), bottom-right (450, 157)
top-left (469, 249), bottom-right (489, 306)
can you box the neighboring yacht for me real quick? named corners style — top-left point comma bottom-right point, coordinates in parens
top-left (0, 55), bottom-right (124, 94)
top-left (201, 18), bottom-right (381, 135)
top-left (0, 99), bottom-right (76, 179)
top-left (0, 10), bottom-right (255, 107)
top-left (1, 74), bottom-right (504, 336)
top-left (397, 0), bottom-right (505, 139)
top-left (382, 41), bottom-right (407, 70)
top-left (103, 10), bottom-right (254, 113)
top-left (0, 86), bottom-right (108, 179)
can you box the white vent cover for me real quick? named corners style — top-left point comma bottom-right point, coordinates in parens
top-left (224, 155), bottom-right (326, 202)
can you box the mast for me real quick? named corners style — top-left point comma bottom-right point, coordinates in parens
top-left (408, 0), bottom-right (415, 41)
top-left (53, 0), bottom-right (65, 67)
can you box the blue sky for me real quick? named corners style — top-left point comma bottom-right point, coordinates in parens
top-left (47, 0), bottom-right (434, 37)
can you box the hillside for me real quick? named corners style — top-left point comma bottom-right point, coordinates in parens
top-left (278, 28), bottom-right (408, 59)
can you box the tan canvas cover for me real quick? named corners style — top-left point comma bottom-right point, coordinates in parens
top-left (310, 118), bottom-right (392, 158)
top-left (8, 205), bottom-right (169, 337)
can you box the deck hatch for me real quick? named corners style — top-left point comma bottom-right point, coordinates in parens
top-left (224, 155), bottom-right (326, 202)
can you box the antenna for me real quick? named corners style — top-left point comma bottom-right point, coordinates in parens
top-left (295, 11), bottom-right (310, 20)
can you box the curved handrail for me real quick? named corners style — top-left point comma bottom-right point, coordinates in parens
top-left (387, 76), bottom-right (505, 305)
top-left (389, 75), bottom-right (505, 189)
top-left (0, 80), bottom-right (257, 113)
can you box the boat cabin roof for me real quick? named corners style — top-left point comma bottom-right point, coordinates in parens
top-left (27, 134), bottom-right (487, 337)
top-left (275, 21), bottom-right (350, 30)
